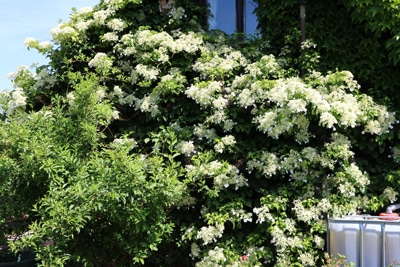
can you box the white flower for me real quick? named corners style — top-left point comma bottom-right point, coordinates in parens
top-left (293, 200), bottom-right (319, 223)
top-left (383, 187), bottom-right (398, 203)
top-left (11, 88), bottom-right (27, 107)
top-left (287, 99), bottom-right (307, 113)
top-left (6, 88), bottom-right (27, 116)
top-left (39, 41), bottom-right (53, 51)
top-left (171, 6), bottom-right (186, 19)
top-left (195, 246), bottom-right (226, 267)
top-left (190, 243), bottom-right (200, 258)
top-left (75, 20), bottom-right (92, 32)
top-left (313, 235), bottom-right (325, 249)
top-left (88, 53), bottom-right (113, 73)
top-left (364, 120), bottom-right (382, 134)
top-left (103, 32), bottom-right (118, 41)
top-left (135, 64), bottom-right (160, 81)
top-left (111, 110), bottom-right (120, 120)
top-left (319, 112), bottom-right (337, 129)
top-left (113, 86), bottom-right (125, 98)
top-left (96, 89), bottom-right (106, 101)
top-left (66, 92), bottom-right (76, 105)
top-left (223, 120), bottom-right (236, 132)
top-left (93, 10), bottom-right (111, 25)
top-left (112, 138), bottom-right (137, 149)
top-left (76, 6), bottom-right (93, 15)
top-left (24, 37), bottom-right (37, 47)
top-left (247, 151), bottom-right (279, 177)
top-left (212, 96), bottom-right (228, 110)
top-left (299, 252), bottom-right (315, 266)
top-left (177, 141), bottom-right (195, 156)
top-left (107, 18), bottom-right (126, 31)
top-left (185, 81), bottom-right (221, 106)
top-left (197, 224), bottom-right (225, 245)
top-left (253, 206), bottom-right (274, 224)
top-left (103, 32), bottom-right (119, 42)
top-left (237, 88), bottom-right (255, 108)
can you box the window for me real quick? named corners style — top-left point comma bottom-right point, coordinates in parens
top-left (208, 0), bottom-right (258, 34)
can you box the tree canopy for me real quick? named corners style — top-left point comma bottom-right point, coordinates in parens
top-left (1, 0), bottom-right (400, 266)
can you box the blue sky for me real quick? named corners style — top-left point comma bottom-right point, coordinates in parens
top-left (0, 0), bottom-right (99, 91)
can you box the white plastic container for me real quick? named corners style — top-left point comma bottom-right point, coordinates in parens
top-left (328, 216), bottom-right (400, 267)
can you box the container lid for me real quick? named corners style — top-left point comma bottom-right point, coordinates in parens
top-left (379, 212), bottom-right (400, 220)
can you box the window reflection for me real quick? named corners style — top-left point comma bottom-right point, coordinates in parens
top-left (245, 0), bottom-right (257, 34)
top-left (208, 0), bottom-right (257, 34)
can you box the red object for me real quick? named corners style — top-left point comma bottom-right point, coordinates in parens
top-left (241, 255), bottom-right (247, 261)
top-left (379, 212), bottom-right (400, 220)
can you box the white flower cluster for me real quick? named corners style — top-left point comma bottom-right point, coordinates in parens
top-left (292, 198), bottom-right (332, 223)
top-left (112, 138), bottom-right (137, 150)
top-left (253, 205), bottom-right (275, 224)
top-left (186, 159), bottom-right (247, 190)
top-left (50, 24), bottom-right (78, 43)
top-left (320, 133), bottom-right (354, 168)
top-left (120, 29), bottom-right (202, 57)
top-left (270, 226), bottom-right (303, 253)
top-left (247, 151), bottom-right (279, 177)
top-left (5, 88), bottom-right (27, 116)
top-left (137, 93), bottom-right (160, 117)
top-left (190, 242), bottom-right (201, 258)
top-left (298, 252), bottom-right (316, 266)
top-left (320, 154), bottom-right (369, 198)
top-left (214, 135), bottom-right (236, 153)
top-left (75, 6), bottom-right (93, 15)
top-left (216, 166), bottom-right (247, 190)
top-left (66, 92), bottom-right (76, 106)
top-left (194, 124), bottom-right (218, 142)
top-left (24, 37), bottom-right (53, 54)
top-left (313, 235), bottom-right (325, 249)
top-left (252, 78), bottom-right (316, 142)
top-left (186, 80), bottom-right (235, 130)
top-left (246, 55), bottom-right (281, 78)
top-left (327, 91), bottom-right (360, 128)
top-left (230, 208), bottom-right (253, 223)
top-left (23, 37), bottom-right (37, 47)
top-left (171, 31), bottom-right (203, 54)
top-left (93, 10), bottom-right (112, 25)
top-left (193, 45), bottom-right (247, 79)
top-left (176, 141), bottom-right (196, 156)
top-left (197, 224), bottom-right (225, 245)
top-left (382, 187), bottom-right (398, 203)
top-left (49, 1), bottom-right (136, 43)
top-left (336, 163), bottom-right (369, 197)
top-left (107, 18), bottom-right (126, 32)
top-left (102, 32), bottom-right (119, 42)
top-left (246, 132), bottom-right (367, 194)
top-left (76, 20), bottom-right (93, 32)
top-left (358, 96), bottom-right (396, 135)
top-left (186, 81), bottom-right (222, 107)
top-left (171, 6), bottom-right (186, 20)
top-left (195, 246), bottom-right (226, 267)
top-left (134, 64), bottom-right (160, 81)
top-left (88, 53), bottom-right (113, 73)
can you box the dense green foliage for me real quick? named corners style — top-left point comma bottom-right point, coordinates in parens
top-left (0, 0), bottom-right (400, 266)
